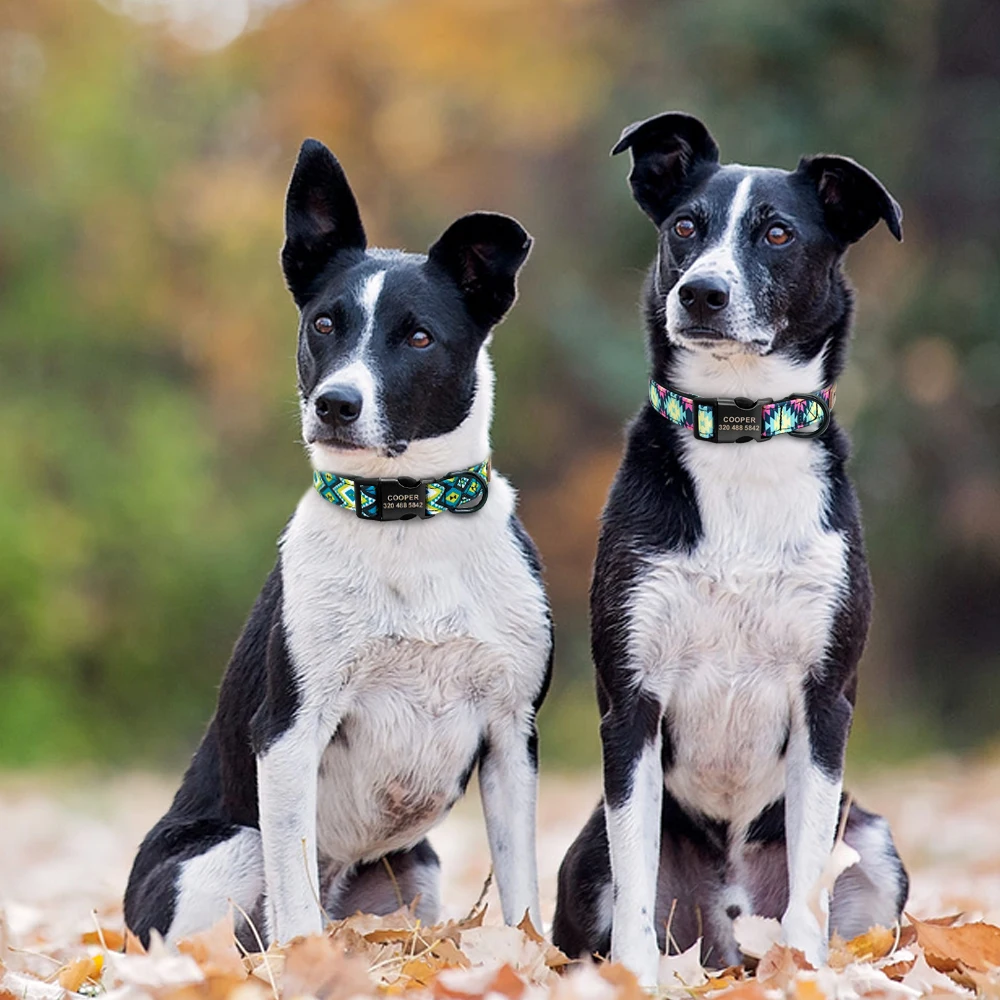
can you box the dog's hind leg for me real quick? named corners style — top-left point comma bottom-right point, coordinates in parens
top-left (552, 803), bottom-right (614, 961)
top-left (326, 839), bottom-right (441, 923)
top-left (125, 823), bottom-right (264, 947)
top-left (831, 802), bottom-right (908, 939)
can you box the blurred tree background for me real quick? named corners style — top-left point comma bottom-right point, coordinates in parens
top-left (0, 0), bottom-right (997, 769)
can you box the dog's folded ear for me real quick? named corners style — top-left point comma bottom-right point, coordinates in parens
top-left (427, 213), bottom-right (532, 329)
top-left (611, 112), bottom-right (720, 226)
top-left (796, 154), bottom-right (903, 245)
top-left (281, 139), bottom-right (367, 306)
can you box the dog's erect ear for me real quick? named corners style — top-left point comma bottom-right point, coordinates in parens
top-left (796, 154), bottom-right (903, 245)
top-left (281, 139), bottom-right (367, 306)
top-left (427, 212), bottom-right (532, 329)
top-left (611, 111), bottom-right (720, 226)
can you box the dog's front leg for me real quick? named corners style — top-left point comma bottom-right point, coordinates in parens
top-left (603, 691), bottom-right (664, 988)
top-left (782, 687), bottom-right (851, 967)
top-left (257, 703), bottom-right (341, 944)
top-left (479, 712), bottom-right (541, 928)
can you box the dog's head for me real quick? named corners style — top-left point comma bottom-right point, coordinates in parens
top-left (613, 112), bottom-right (902, 378)
top-left (282, 139), bottom-right (531, 465)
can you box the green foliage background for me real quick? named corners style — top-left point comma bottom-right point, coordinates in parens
top-left (0, 0), bottom-right (997, 769)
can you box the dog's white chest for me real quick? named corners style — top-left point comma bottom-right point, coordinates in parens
top-left (629, 437), bottom-right (847, 823)
top-left (279, 481), bottom-right (549, 865)
top-left (314, 635), bottom-right (501, 863)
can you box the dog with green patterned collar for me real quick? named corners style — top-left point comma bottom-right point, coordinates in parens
top-left (125, 139), bottom-right (552, 951)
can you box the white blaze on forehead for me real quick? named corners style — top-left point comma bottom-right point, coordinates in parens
top-left (686, 173), bottom-right (755, 281)
top-left (356, 269), bottom-right (386, 349)
top-left (719, 174), bottom-right (755, 255)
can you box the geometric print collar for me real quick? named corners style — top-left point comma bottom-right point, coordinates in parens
top-left (649, 379), bottom-right (836, 443)
top-left (313, 459), bottom-right (490, 521)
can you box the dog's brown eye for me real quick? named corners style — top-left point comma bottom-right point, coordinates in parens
top-left (674, 217), bottom-right (697, 239)
top-left (313, 315), bottom-right (334, 334)
top-left (408, 329), bottom-right (433, 349)
top-left (766, 224), bottom-right (793, 246)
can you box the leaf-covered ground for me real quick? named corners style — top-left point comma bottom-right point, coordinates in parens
top-left (2, 757), bottom-right (1000, 1000)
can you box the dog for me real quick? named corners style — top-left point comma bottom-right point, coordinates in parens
top-left (124, 139), bottom-right (552, 948)
top-left (552, 113), bottom-right (908, 983)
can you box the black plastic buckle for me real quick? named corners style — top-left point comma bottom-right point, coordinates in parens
top-left (699, 397), bottom-right (770, 443)
top-left (354, 477), bottom-right (429, 520)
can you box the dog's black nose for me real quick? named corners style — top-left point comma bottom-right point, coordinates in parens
top-left (678, 275), bottom-right (730, 313)
top-left (315, 386), bottom-right (362, 426)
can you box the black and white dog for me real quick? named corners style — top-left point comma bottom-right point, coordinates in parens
top-left (552, 113), bottom-right (907, 982)
top-left (125, 140), bottom-right (552, 947)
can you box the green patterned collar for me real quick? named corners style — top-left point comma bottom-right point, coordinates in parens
top-left (649, 379), bottom-right (835, 443)
top-left (313, 459), bottom-right (490, 521)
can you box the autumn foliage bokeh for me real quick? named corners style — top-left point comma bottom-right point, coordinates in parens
top-left (0, 0), bottom-right (998, 766)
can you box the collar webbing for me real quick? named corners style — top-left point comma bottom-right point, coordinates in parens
top-left (313, 459), bottom-right (490, 521)
top-left (649, 379), bottom-right (836, 443)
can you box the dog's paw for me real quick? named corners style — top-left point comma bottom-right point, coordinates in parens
top-left (612, 930), bottom-right (660, 990)
top-left (780, 904), bottom-right (827, 969)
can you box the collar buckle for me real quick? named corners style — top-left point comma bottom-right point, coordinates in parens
top-left (355, 477), bottom-right (429, 520)
top-left (700, 396), bottom-right (771, 443)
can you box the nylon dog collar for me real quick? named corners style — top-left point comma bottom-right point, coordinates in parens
top-left (313, 459), bottom-right (490, 520)
top-left (649, 379), bottom-right (835, 443)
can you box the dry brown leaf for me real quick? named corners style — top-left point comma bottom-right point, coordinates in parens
top-left (488, 964), bottom-right (527, 1000)
top-left (793, 978), bottom-right (825, 1000)
top-left (56, 954), bottom-right (103, 992)
top-left (517, 912), bottom-right (571, 970)
top-left (880, 957), bottom-right (917, 981)
top-left (596, 962), bottom-right (646, 1000)
top-left (755, 944), bottom-right (814, 990)
top-left (691, 973), bottom-right (742, 994)
top-left (963, 967), bottom-right (1000, 1000)
top-left (897, 914), bottom-right (962, 952)
top-left (706, 982), bottom-right (768, 1000)
top-left (399, 956), bottom-right (440, 987)
top-left (828, 926), bottom-right (898, 969)
top-left (177, 913), bottom-right (248, 980)
top-left (907, 914), bottom-right (1000, 973)
top-left (282, 933), bottom-right (372, 1000)
top-left (81, 928), bottom-right (126, 951)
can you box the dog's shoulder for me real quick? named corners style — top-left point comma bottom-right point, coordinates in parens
top-left (599, 406), bottom-right (704, 563)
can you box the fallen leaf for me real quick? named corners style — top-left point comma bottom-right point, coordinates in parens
top-left (755, 944), bottom-right (814, 990)
top-left (595, 961), bottom-right (645, 1000)
top-left (0, 970), bottom-right (65, 1000)
top-left (907, 915), bottom-right (1000, 973)
top-left (177, 913), bottom-right (248, 980)
top-left (433, 964), bottom-right (504, 999)
top-left (897, 914), bottom-right (962, 952)
top-left (733, 915), bottom-right (782, 960)
top-left (829, 926), bottom-right (898, 969)
top-left (106, 932), bottom-right (205, 988)
top-left (793, 977), bottom-right (824, 1000)
top-left (56, 954), bottom-right (103, 992)
top-left (900, 950), bottom-right (973, 996)
top-left (658, 938), bottom-right (707, 987)
top-left (81, 928), bottom-right (126, 951)
top-left (488, 963), bottom-right (526, 1000)
top-left (282, 933), bottom-right (372, 1000)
